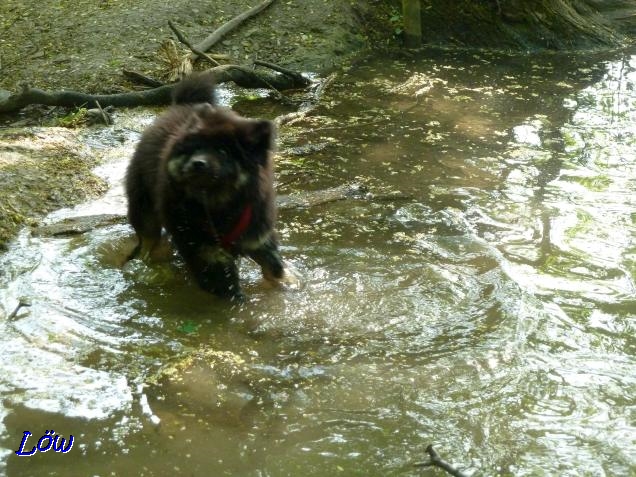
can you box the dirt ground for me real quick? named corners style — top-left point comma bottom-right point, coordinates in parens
top-left (0, 0), bottom-right (384, 93)
top-left (0, 0), bottom-right (390, 249)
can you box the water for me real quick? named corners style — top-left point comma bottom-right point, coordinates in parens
top-left (1, 48), bottom-right (635, 476)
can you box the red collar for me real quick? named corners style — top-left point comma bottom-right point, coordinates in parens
top-left (219, 204), bottom-right (253, 250)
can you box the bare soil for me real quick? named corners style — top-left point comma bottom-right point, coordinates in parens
top-left (0, 0), bottom-right (375, 93)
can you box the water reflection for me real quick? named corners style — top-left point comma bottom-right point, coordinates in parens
top-left (1, 48), bottom-right (635, 476)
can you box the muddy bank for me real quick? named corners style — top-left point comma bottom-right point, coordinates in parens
top-left (0, 0), bottom-right (372, 94)
top-left (0, 128), bottom-right (107, 250)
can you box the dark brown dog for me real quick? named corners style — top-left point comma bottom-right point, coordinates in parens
top-left (125, 73), bottom-right (285, 300)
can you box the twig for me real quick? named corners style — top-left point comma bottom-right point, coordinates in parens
top-left (94, 100), bottom-right (111, 125)
top-left (168, 20), bottom-right (220, 67)
top-left (8, 299), bottom-right (31, 320)
top-left (190, 0), bottom-right (276, 62)
top-left (413, 445), bottom-right (469, 477)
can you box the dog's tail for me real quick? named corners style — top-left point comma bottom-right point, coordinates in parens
top-left (172, 72), bottom-right (216, 105)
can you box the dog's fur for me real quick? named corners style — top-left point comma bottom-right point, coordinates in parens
top-left (125, 72), bottom-right (284, 299)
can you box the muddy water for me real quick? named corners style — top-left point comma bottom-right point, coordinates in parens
top-left (1, 48), bottom-right (635, 476)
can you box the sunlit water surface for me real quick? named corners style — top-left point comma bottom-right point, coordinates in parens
top-left (1, 48), bottom-right (635, 476)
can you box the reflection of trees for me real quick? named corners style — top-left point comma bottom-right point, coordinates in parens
top-left (500, 53), bottom-right (633, 268)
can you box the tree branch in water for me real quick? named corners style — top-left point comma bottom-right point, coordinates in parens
top-left (413, 445), bottom-right (469, 477)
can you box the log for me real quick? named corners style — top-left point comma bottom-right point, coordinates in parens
top-left (0, 83), bottom-right (173, 114)
top-left (0, 64), bottom-right (310, 113)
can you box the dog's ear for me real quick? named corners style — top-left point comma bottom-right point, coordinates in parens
top-left (242, 120), bottom-right (274, 159)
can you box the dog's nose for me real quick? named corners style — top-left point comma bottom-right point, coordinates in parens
top-left (188, 157), bottom-right (208, 171)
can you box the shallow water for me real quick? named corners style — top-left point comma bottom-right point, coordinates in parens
top-left (1, 48), bottom-right (635, 476)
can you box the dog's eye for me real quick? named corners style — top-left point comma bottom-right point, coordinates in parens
top-left (215, 146), bottom-right (230, 157)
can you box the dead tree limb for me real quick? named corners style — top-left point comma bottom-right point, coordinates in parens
top-left (122, 70), bottom-right (164, 88)
top-left (0, 64), bottom-right (309, 113)
top-left (0, 83), bottom-right (174, 113)
top-left (275, 73), bottom-right (336, 127)
top-left (413, 445), bottom-right (469, 477)
top-left (174, 0), bottom-right (275, 76)
top-left (209, 64), bottom-right (309, 90)
top-left (190, 0), bottom-right (275, 62)
top-left (254, 60), bottom-right (306, 84)
top-left (169, 20), bottom-right (220, 67)
top-left (7, 298), bottom-right (31, 321)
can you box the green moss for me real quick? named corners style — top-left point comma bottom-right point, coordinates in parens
top-left (0, 136), bottom-right (107, 249)
top-left (52, 108), bottom-right (89, 128)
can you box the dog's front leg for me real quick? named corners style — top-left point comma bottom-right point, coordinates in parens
top-left (180, 241), bottom-right (243, 300)
top-left (247, 238), bottom-right (285, 282)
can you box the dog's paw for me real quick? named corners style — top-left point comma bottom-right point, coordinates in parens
top-left (261, 262), bottom-right (302, 290)
top-left (279, 263), bottom-right (301, 288)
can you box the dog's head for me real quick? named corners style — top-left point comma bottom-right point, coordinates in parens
top-left (165, 104), bottom-right (274, 201)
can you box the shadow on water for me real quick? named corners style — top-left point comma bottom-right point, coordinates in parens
top-left (1, 47), bottom-right (635, 476)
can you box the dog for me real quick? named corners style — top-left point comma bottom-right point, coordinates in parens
top-left (125, 72), bottom-right (286, 300)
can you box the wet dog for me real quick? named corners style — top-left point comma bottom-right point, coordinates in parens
top-left (125, 72), bottom-right (286, 300)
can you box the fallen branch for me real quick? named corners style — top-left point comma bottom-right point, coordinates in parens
top-left (172, 1), bottom-right (276, 80)
top-left (413, 445), bottom-right (469, 477)
top-left (8, 298), bottom-right (31, 321)
top-left (0, 64), bottom-right (310, 113)
top-left (189, 0), bottom-right (276, 62)
top-left (254, 60), bottom-right (306, 84)
top-left (169, 20), bottom-right (220, 67)
top-left (275, 73), bottom-right (336, 127)
top-left (0, 83), bottom-right (174, 113)
top-left (122, 70), bottom-right (164, 88)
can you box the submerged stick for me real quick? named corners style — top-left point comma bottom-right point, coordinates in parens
top-left (275, 73), bottom-right (336, 127)
top-left (413, 445), bottom-right (469, 477)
